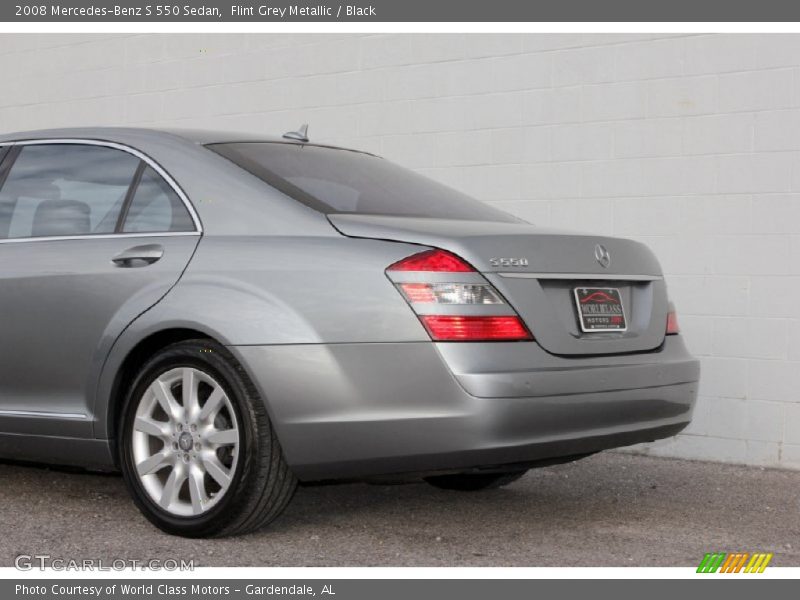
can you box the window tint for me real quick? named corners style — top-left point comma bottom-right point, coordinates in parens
top-left (208, 143), bottom-right (520, 223)
top-left (122, 166), bottom-right (194, 233)
top-left (0, 144), bottom-right (140, 239)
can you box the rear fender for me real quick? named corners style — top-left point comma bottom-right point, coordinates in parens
top-left (93, 235), bottom-right (430, 439)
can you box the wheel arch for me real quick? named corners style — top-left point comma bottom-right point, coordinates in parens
top-left (102, 327), bottom-right (215, 458)
top-left (113, 330), bottom-right (299, 536)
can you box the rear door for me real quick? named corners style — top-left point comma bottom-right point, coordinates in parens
top-left (0, 141), bottom-right (200, 438)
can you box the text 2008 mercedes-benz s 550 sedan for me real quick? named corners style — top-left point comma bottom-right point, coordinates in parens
top-left (0, 127), bottom-right (699, 537)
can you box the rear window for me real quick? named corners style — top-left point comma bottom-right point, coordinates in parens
top-left (207, 142), bottom-right (519, 223)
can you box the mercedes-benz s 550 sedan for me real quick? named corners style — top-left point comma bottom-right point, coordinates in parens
top-left (0, 127), bottom-right (699, 537)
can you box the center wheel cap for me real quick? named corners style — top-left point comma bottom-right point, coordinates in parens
top-left (178, 431), bottom-right (194, 452)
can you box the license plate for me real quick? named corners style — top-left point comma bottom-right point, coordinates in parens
top-left (573, 287), bottom-right (627, 332)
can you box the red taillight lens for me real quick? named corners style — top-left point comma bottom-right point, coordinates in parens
top-left (387, 249), bottom-right (475, 272)
top-left (388, 248), bottom-right (532, 342)
top-left (398, 283), bottom-right (437, 303)
top-left (420, 316), bottom-right (532, 341)
top-left (666, 310), bottom-right (680, 335)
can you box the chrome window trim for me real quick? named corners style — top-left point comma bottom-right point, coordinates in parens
top-left (0, 138), bottom-right (203, 243)
top-left (498, 272), bottom-right (663, 282)
top-left (0, 231), bottom-right (200, 244)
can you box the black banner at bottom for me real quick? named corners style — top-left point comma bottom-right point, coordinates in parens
top-left (2, 579), bottom-right (794, 600)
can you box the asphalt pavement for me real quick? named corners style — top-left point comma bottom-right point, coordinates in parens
top-left (1, 452), bottom-right (797, 567)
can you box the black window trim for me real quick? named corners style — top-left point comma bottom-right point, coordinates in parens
top-left (0, 138), bottom-right (202, 244)
top-left (115, 159), bottom-right (147, 233)
top-left (0, 145), bottom-right (19, 191)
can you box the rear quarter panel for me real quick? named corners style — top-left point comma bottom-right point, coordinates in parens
top-left (149, 235), bottom-right (429, 345)
top-left (93, 234), bottom-right (429, 438)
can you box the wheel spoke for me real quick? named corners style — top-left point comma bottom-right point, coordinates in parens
top-left (202, 454), bottom-right (232, 489)
top-left (188, 466), bottom-right (206, 514)
top-left (199, 386), bottom-right (225, 422)
top-left (134, 416), bottom-right (169, 439)
top-left (182, 368), bottom-right (200, 419)
top-left (207, 428), bottom-right (238, 446)
top-left (159, 465), bottom-right (187, 509)
top-left (151, 379), bottom-right (182, 422)
top-left (136, 451), bottom-right (170, 476)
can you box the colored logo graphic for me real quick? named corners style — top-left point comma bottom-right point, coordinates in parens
top-left (697, 552), bottom-right (773, 573)
top-left (579, 290), bottom-right (620, 304)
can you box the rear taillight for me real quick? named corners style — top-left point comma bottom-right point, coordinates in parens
top-left (666, 309), bottom-right (680, 335)
top-left (387, 248), bottom-right (532, 342)
top-left (387, 248), bottom-right (475, 272)
top-left (397, 282), bottom-right (503, 305)
top-left (420, 315), bottom-right (532, 341)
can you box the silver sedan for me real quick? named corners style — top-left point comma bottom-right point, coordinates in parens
top-left (0, 127), bottom-right (699, 537)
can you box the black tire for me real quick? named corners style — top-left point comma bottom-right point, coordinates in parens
top-left (424, 469), bottom-right (528, 491)
top-left (119, 339), bottom-right (297, 537)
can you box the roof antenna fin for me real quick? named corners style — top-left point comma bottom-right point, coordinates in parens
top-left (283, 124), bottom-right (309, 142)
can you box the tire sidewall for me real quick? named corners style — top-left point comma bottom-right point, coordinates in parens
top-left (119, 341), bottom-right (261, 537)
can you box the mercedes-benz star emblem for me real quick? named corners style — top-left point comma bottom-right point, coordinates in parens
top-left (178, 432), bottom-right (194, 452)
top-left (594, 244), bottom-right (611, 268)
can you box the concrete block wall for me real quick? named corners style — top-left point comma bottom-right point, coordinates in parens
top-left (0, 32), bottom-right (798, 468)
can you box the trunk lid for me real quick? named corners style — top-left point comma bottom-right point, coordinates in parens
top-left (329, 214), bottom-right (669, 356)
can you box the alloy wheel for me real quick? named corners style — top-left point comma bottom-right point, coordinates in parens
top-left (130, 367), bottom-right (240, 517)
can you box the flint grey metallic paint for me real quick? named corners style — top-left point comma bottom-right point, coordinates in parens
top-left (0, 128), bottom-right (699, 481)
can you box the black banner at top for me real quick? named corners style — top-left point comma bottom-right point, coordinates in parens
top-left (3, 0), bottom-right (800, 22)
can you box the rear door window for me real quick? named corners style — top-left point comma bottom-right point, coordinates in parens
top-left (0, 144), bottom-right (140, 239)
top-left (121, 165), bottom-right (195, 233)
top-left (208, 142), bottom-right (519, 223)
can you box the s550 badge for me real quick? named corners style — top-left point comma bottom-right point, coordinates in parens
top-left (489, 257), bottom-right (529, 267)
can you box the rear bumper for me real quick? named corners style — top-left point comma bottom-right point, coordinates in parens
top-left (230, 337), bottom-right (699, 481)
